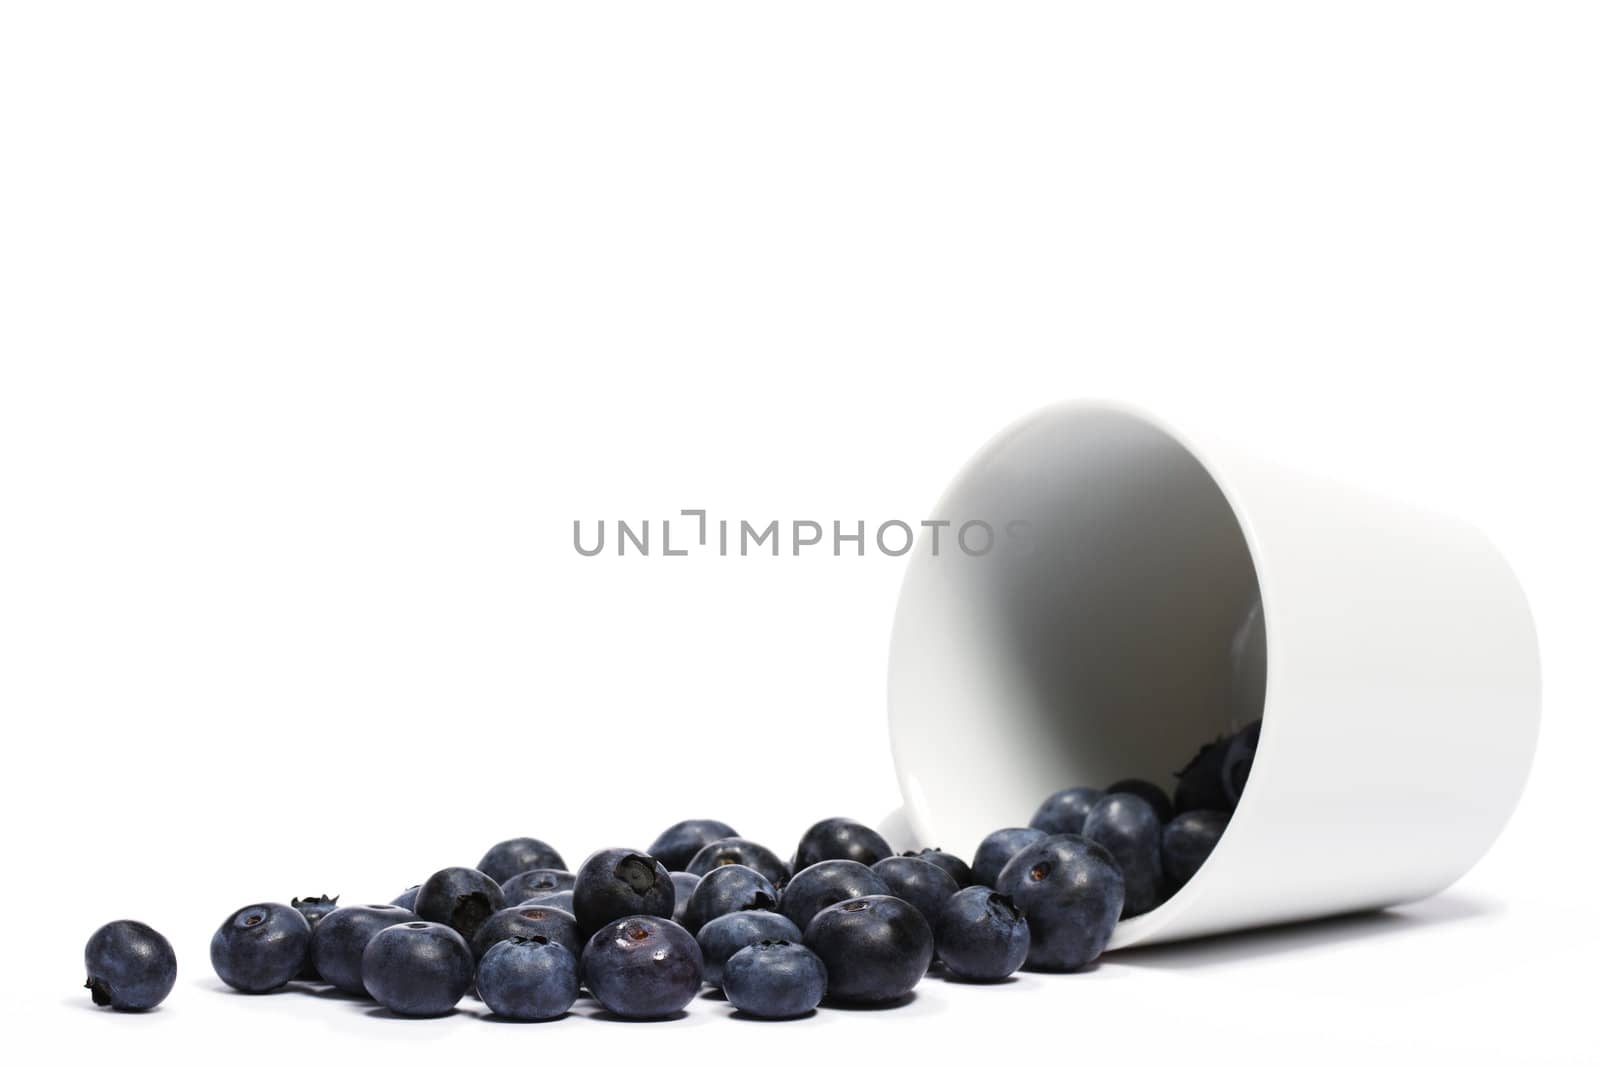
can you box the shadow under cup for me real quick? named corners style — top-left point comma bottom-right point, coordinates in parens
top-left (886, 402), bottom-right (1539, 950)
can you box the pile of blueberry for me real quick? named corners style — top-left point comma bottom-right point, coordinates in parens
top-left (82, 718), bottom-right (1259, 1020)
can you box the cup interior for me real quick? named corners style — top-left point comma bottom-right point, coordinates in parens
top-left (889, 405), bottom-right (1265, 855)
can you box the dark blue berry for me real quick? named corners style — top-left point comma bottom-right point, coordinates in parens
top-left (1174, 736), bottom-right (1232, 813)
top-left (686, 837), bottom-right (790, 887)
top-left (1162, 810), bottom-right (1230, 889)
top-left (905, 848), bottom-right (975, 888)
top-left (870, 856), bottom-right (959, 930)
top-left (934, 887), bottom-right (1029, 982)
top-left (793, 817), bottom-right (893, 872)
top-left (1029, 788), bottom-right (1104, 835)
top-left (1105, 779), bottom-right (1174, 823)
top-left (971, 827), bottom-right (1047, 887)
top-left (309, 903), bottom-right (418, 995)
top-left (572, 849), bottom-right (674, 936)
top-left (84, 920), bottom-right (177, 1010)
top-left (803, 895), bottom-right (932, 1004)
top-left (291, 895), bottom-right (339, 979)
top-left (648, 819), bottom-right (740, 871)
top-left (470, 904), bottom-right (582, 962)
top-left (499, 868), bottom-right (575, 904)
top-left (670, 872), bottom-right (700, 925)
top-left (695, 910), bottom-right (804, 986)
top-left (477, 838), bottom-right (567, 883)
top-left (1222, 719), bottom-right (1261, 805)
top-left (777, 859), bottom-right (889, 932)
top-left (683, 864), bottom-right (777, 933)
top-left (723, 940), bottom-right (827, 1019)
top-left (582, 915), bottom-right (704, 1019)
top-left (477, 935), bottom-right (580, 1021)
top-left (414, 867), bottom-right (505, 942)
top-left (995, 835), bottom-right (1123, 972)
top-left (361, 921), bottom-right (474, 1016)
top-left (210, 902), bottom-right (312, 993)
top-left (1082, 794), bottom-right (1164, 916)
top-left (391, 885), bottom-right (421, 910)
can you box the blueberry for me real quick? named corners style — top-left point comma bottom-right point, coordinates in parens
top-left (995, 835), bottom-right (1124, 972)
top-left (470, 904), bottom-right (583, 963)
top-left (572, 848), bottom-right (675, 936)
top-left (682, 864), bottom-right (778, 933)
top-left (777, 859), bottom-right (890, 932)
top-left (210, 902), bottom-right (312, 993)
top-left (582, 916), bottom-right (704, 1019)
top-left (723, 940), bottom-right (828, 1019)
top-left (1222, 719), bottom-right (1261, 805)
top-left (1174, 735), bottom-right (1233, 814)
top-left (477, 935), bottom-right (581, 1021)
top-left (414, 867), bottom-right (506, 942)
top-left (391, 885), bottom-right (421, 910)
top-left (499, 868), bottom-right (576, 904)
top-left (792, 817), bottom-right (893, 872)
top-left (1105, 779), bottom-right (1174, 824)
top-left (523, 889), bottom-right (574, 912)
top-left (477, 837), bottom-right (567, 883)
top-left (84, 920), bottom-right (177, 1011)
top-left (291, 895), bottom-right (339, 979)
top-left (1162, 810), bottom-right (1230, 889)
top-left (361, 921), bottom-right (474, 1017)
top-left (905, 848), bottom-right (975, 888)
top-left (1082, 794), bottom-right (1165, 916)
top-left (803, 895), bottom-right (932, 1004)
top-left (309, 903), bottom-right (419, 995)
top-left (934, 887), bottom-right (1030, 982)
top-left (870, 856), bottom-right (959, 930)
top-left (686, 837), bottom-right (790, 887)
top-left (648, 819), bottom-right (740, 871)
top-left (1028, 787), bottom-right (1104, 836)
top-left (971, 827), bottom-right (1047, 887)
top-left (695, 910), bottom-right (804, 986)
top-left (670, 872), bottom-right (701, 925)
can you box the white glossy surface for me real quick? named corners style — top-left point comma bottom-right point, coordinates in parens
top-left (888, 403), bottom-right (1542, 948)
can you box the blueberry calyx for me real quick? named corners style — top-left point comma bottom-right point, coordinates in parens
top-left (841, 900), bottom-right (870, 912)
top-left (450, 893), bottom-right (494, 933)
top-left (1028, 863), bottom-right (1051, 881)
top-left (986, 893), bottom-right (1022, 922)
top-left (614, 855), bottom-right (659, 895)
top-left (85, 977), bottom-right (112, 1006)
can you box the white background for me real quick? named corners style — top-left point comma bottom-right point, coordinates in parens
top-left (2, 2), bottom-right (1595, 1064)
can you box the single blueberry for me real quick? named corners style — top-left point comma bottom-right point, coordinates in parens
top-left (648, 819), bottom-right (740, 871)
top-left (1029, 787), bottom-right (1105, 835)
top-left (477, 837), bottom-right (568, 883)
top-left (1174, 735), bottom-right (1233, 814)
top-left (1162, 810), bottom-right (1230, 889)
top-left (686, 837), bottom-right (790, 887)
top-left (582, 915), bottom-right (704, 1019)
top-left (1104, 779), bottom-right (1174, 824)
top-left (683, 864), bottom-right (778, 934)
top-left (971, 827), bottom-right (1047, 887)
top-left (803, 895), bottom-right (932, 1004)
top-left (695, 910), bottom-right (804, 986)
top-left (905, 848), bottom-right (975, 888)
top-left (777, 859), bottom-right (890, 932)
top-left (572, 848), bottom-right (675, 936)
top-left (934, 887), bottom-right (1030, 982)
top-left (391, 885), bottom-right (421, 910)
top-left (361, 921), bottom-right (474, 1017)
top-left (84, 920), bottom-right (177, 1011)
top-left (210, 902), bottom-right (312, 993)
top-left (1082, 793), bottom-right (1165, 916)
top-left (723, 940), bottom-right (828, 1019)
top-left (792, 817), bottom-right (893, 872)
top-left (499, 868), bottom-right (576, 904)
top-left (470, 904), bottom-right (583, 962)
top-left (1222, 719), bottom-right (1262, 805)
top-left (290, 895), bottom-right (339, 980)
top-left (309, 903), bottom-right (419, 996)
top-left (870, 856), bottom-right (960, 931)
top-left (414, 866), bottom-right (506, 942)
top-left (670, 872), bottom-right (701, 925)
top-left (995, 835), bottom-right (1124, 972)
top-left (477, 935), bottom-right (581, 1021)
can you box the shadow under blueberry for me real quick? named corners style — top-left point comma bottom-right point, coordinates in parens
top-left (475, 1010), bottom-right (573, 1024)
top-left (699, 988), bottom-right (728, 1002)
top-left (730, 1008), bottom-right (818, 1022)
top-left (584, 1008), bottom-right (690, 1023)
top-left (362, 1006), bottom-right (459, 1021)
top-left (819, 992), bottom-right (917, 1012)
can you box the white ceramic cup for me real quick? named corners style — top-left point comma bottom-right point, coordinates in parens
top-left (884, 401), bottom-right (1540, 950)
